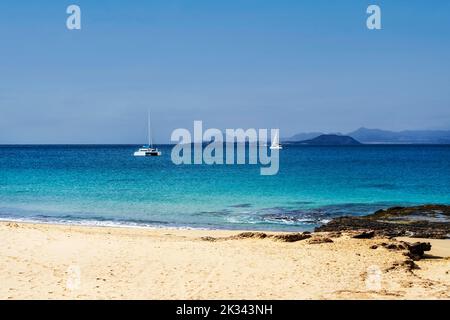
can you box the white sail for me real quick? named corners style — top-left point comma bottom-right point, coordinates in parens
top-left (271, 131), bottom-right (279, 147)
top-left (270, 130), bottom-right (282, 150)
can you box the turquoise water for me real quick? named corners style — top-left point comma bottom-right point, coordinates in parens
top-left (0, 145), bottom-right (449, 231)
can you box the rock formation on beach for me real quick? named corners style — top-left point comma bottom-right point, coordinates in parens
top-left (315, 205), bottom-right (450, 239)
top-left (201, 231), bottom-right (313, 242)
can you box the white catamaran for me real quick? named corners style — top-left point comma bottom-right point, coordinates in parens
top-left (134, 111), bottom-right (162, 157)
top-left (269, 131), bottom-right (282, 150)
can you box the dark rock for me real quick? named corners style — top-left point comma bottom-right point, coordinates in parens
top-left (308, 237), bottom-right (333, 244)
top-left (352, 230), bottom-right (375, 239)
top-left (315, 205), bottom-right (450, 239)
top-left (402, 259), bottom-right (420, 270)
top-left (327, 231), bottom-right (342, 238)
top-left (200, 236), bottom-right (217, 242)
top-left (387, 259), bottom-right (420, 271)
top-left (403, 242), bottom-right (432, 260)
top-left (370, 245), bottom-right (378, 249)
top-left (271, 233), bottom-right (311, 242)
top-left (231, 232), bottom-right (268, 239)
top-left (381, 243), bottom-right (406, 250)
top-left (370, 205), bottom-right (450, 220)
top-left (209, 231), bottom-right (312, 242)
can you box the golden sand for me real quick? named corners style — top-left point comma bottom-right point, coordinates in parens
top-left (0, 221), bottom-right (449, 299)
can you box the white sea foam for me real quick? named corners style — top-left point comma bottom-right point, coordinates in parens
top-left (0, 217), bottom-right (208, 231)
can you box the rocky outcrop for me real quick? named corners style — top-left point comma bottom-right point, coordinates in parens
top-left (271, 233), bottom-right (311, 242)
top-left (378, 240), bottom-right (432, 271)
top-left (315, 205), bottom-right (450, 239)
top-left (370, 205), bottom-right (450, 220)
top-left (229, 232), bottom-right (268, 240)
top-left (380, 242), bottom-right (406, 250)
top-left (308, 237), bottom-right (333, 244)
top-left (403, 242), bottom-right (432, 260)
top-left (387, 259), bottom-right (419, 271)
top-left (200, 236), bottom-right (217, 242)
top-left (352, 230), bottom-right (375, 239)
top-left (377, 241), bottom-right (431, 260)
top-left (201, 231), bottom-right (312, 243)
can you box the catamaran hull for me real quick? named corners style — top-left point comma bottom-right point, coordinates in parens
top-left (134, 151), bottom-right (161, 157)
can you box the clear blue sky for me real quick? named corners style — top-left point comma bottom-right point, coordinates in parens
top-left (1, 0), bottom-right (449, 143)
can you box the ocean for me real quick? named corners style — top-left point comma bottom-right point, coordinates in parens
top-left (0, 144), bottom-right (449, 231)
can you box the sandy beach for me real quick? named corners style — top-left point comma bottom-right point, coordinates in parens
top-left (0, 221), bottom-right (449, 300)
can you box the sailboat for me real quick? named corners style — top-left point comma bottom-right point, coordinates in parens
top-left (134, 111), bottom-right (162, 157)
top-left (269, 130), bottom-right (282, 150)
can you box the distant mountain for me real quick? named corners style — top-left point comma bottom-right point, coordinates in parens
top-left (348, 128), bottom-right (450, 144)
top-left (291, 134), bottom-right (362, 146)
top-left (286, 128), bottom-right (450, 144)
top-left (286, 132), bottom-right (326, 142)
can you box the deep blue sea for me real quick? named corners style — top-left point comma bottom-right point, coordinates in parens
top-left (0, 145), bottom-right (449, 231)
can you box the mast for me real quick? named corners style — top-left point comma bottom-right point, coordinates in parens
top-left (148, 110), bottom-right (153, 148)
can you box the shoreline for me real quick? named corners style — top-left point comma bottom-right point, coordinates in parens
top-left (0, 218), bottom-right (314, 233)
top-left (0, 216), bottom-right (314, 233)
top-left (0, 217), bottom-right (213, 232)
top-left (1, 221), bottom-right (449, 300)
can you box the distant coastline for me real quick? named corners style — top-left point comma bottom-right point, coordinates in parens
top-left (287, 134), bottom-right (361, 146)
top-left (285, 127), bottom-right (450, 145)
top-left (2, 127), bottom-right (450, 146)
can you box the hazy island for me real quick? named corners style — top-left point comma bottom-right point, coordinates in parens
top-left (288, 134), bottom-right (362, 146)
top-left (286, 128), bottom-right (450, 144)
